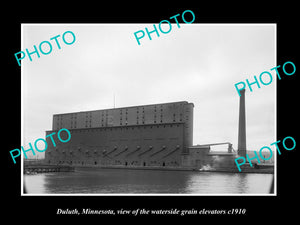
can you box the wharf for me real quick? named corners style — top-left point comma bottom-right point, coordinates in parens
top-left (24, 164), bottom-right (74, 174)
top-left (74, 164), bottom-right (274, 174)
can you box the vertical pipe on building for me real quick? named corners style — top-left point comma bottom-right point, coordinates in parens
top-left (237, 89), bottom-right (247, 158)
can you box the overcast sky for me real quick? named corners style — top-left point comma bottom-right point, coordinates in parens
top-left (22, 24), bottom-right (276, 158)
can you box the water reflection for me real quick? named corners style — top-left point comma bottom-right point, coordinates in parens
top-left (185, 173), bottom-right (272, 194)
top-left (24, 168), bottom-right (273, 194)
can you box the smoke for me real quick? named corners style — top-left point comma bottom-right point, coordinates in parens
top-left (199, 164), bottom-right (215, 171)
top-left (212, 155), bottom-right (222, 162)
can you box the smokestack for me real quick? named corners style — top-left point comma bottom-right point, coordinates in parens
top-left (238, 89), bottom-right (247, 158)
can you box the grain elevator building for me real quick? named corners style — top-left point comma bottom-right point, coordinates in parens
top-left (45, 101), bottom-right (194, 168)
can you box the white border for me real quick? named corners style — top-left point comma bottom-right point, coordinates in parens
top-left (21, 23), bottom-right (277, 196)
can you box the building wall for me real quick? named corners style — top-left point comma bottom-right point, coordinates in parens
top-left (183, 103), bottom-right (193, 154)
top-left (45, 122), bottom-right (185, 167)
top-left (188, 147), bottom-right (210, 167)
top-left (46, 102), bottom-right (194, 167)
top-left (52, 101), bottom-right (193, 130)
top-left (188, 147), bottom-right (237, 169)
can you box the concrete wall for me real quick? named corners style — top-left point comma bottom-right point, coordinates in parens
top-left (45, 123), bottom-right (184, 167)
top-left (47, 101), bottom-right (194, 167)
top-left (183, 103), bottom-right (193, 154)
top-left (52, 101), bottom-right (193, 130)
top-left (187, 147), bottom-right (210, 168)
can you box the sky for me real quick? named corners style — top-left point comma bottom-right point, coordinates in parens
top-left (22, 24), bottom-right (276, 158)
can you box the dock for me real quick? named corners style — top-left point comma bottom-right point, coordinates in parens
top-left (24, 164), bottom-right (74, 174)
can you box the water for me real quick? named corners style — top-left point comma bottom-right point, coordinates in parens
top-left (24, 167), bottom-right (273, 194)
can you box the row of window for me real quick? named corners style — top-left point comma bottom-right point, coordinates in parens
top-left (55, 102), bottom-right (185, 118)
top-left (77, 124), bottom-right (180, 132)
top-left (57, 112), bottom-right (185, 122)
top-left (48, 160), bottom-right (180, 167)
top-left (55, 109), bottom-right (190, 130)
top-left (58, 119), bottom-right (186, 129)
top-left (58, 110), bottom-right (181, 118)
top-left (55, 123), bottom-right (183, 131)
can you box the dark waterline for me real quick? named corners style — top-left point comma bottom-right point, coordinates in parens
top-left (24, 167), bottom-right (273, 194)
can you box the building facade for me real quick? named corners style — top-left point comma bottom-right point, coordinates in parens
top-left (45, 101), bottom-right (194, 167)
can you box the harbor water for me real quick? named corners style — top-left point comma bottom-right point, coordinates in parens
top-left (24, 167), bottom-right (273, 194)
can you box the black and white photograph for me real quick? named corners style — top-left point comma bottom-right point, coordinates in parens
top-left (21, 23), bottom-right (276, 195)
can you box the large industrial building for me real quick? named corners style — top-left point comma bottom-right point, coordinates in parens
top-left (44, 98), bottom-right (274, 173)
top-left (45, 101), bottom-right (206, 168)
top-left (41, 88), bottom-right (274, 174)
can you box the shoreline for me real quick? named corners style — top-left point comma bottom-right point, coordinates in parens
top-left (24, 163), bottom-right (274, 174)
